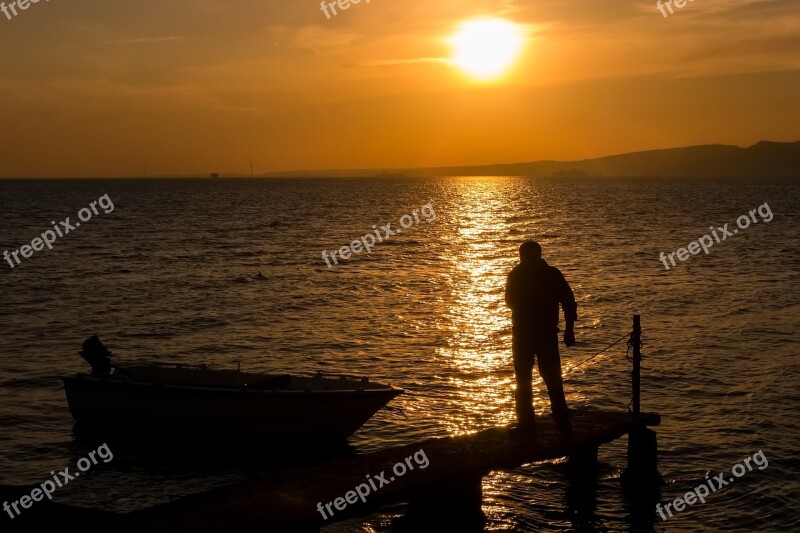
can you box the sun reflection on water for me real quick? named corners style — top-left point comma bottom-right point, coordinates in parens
top-left (436, 179), bottom-right (542, 435)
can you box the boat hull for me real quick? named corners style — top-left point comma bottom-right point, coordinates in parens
top-left (62, 376), bottom-right (402, 441)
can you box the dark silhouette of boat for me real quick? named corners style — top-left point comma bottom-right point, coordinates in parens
top-left (61, 337), bottom-right (402, 441)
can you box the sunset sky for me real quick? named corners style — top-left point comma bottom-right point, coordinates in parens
top-left (0, 0), bottom-right (798, 177)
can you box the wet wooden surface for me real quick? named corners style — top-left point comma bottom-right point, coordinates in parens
top-left (8, 409), bottom-right (659, 532)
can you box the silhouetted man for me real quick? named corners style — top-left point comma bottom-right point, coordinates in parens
top-left (505, 241), bottom-right (577, 438)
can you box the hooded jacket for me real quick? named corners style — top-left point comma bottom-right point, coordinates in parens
top-left (505, 258), bottom-right (578, 334)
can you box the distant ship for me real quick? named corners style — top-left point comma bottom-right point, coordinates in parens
top-left (209, 173), bottom-right (220, 179)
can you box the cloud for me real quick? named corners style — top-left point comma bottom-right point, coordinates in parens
top-left (367, 57), bottom-right (450, 66)
top-left (289, 25), bottom-right (362, 52)
top-left (101, 36), bottom-right (194, 46)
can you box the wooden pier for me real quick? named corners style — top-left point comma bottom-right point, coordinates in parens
top-left (133, 409), bottom-right (660, 531)
top-left (8, 409), bottom-right (660, 532)
top-left (8, 316), bottom-right (661, 531)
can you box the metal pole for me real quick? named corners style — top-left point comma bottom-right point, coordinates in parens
top-left (631, 314), bottom-right (641, 422)
top-left (624, 314), bottom-right (662, 486)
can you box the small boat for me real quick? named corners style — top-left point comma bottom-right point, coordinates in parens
top-left (61, 337), bottom-right (403, 442)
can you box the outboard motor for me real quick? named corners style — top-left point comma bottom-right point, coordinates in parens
top-left (80, 335), bottom-right (113, 376)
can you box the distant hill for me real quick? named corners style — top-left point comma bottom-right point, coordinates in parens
top-left (262, 141), bottom-right (800, 178)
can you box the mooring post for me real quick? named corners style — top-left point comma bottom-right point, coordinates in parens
top-left (403, 474), bottom-right (485, 530)
top-left (567, 444), bottom-right (599, 479)
top-left (623, 314), bottom-right (663, 486)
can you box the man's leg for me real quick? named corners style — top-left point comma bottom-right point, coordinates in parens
top-left (512, 331), bottom-right (536, 430)
top-left (536, 335), bottom-right (571, 434)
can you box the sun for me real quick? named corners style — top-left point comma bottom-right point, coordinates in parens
top-left (450, 19), bottom-right (525, 81)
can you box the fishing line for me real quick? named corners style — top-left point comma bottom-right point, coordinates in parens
top-left (566, 332), bottom-right (631, 375)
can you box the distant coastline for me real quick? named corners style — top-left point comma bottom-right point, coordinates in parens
top-left (1, 140), bottom-right (798, 179)
top-left (259, 140), bottom-right (800, 179)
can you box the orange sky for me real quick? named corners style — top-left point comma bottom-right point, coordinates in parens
top-left (0, 0), bottom-right (798, 177)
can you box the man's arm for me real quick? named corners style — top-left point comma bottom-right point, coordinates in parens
top-left (504, 270), bottom-right (519, 311)
top-left (556, 269), bottom-right (578, 346)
